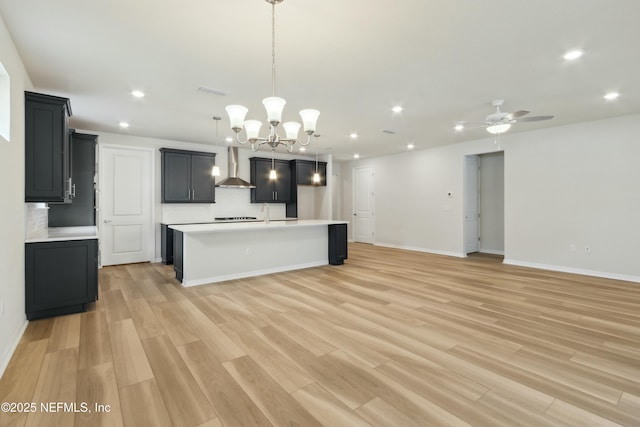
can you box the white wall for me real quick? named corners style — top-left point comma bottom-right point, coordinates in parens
top-left (504, 115), bottom-right (640, 281)
top-left (340, 114), bottom-right (640, 282)
top-left (0, 14), bottom-right (33, 378)
top-left (479, 152), bottom-right (504, 254)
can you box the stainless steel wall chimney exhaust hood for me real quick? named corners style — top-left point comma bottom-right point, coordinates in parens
top-left (215, 146), bottom-right (255, 188)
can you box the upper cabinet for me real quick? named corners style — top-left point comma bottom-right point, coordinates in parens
top-left (249, 157), bottom-right (292, 203)
top-left (160, 148), bottom-right (216, 203)
top-left (25, 91), bottom-right (72, 202)
top-left (291, 159), bottom-right (327, 186)
top-left (48, 132), bottom-right (97, 226)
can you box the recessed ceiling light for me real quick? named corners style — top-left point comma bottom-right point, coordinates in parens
top-left (392, 106), bottom-right (403, 113)
top-left (350, 133), bottom-right (358, 139)
top-left (353, 153), bottom-right (360, 159)
top-left (563, 49), bottom-right (584, 61)
top-left (131, 90), bottom-right (145, 98)
top-left (604, 92), bottom-right (620, 100)
top-left (454, 124), bottom-right (464, 131)
top-left (225, 137), bottom-right (233, 143)
top-left (119, 122), bottom-right (129, 128)
top-left (299, 147), bottom-right (306, 152)
top-left (407, 143), bottom-right (414, 150)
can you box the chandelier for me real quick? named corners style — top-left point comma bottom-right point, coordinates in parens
top-left (225, 0), bottom-right (319, 152)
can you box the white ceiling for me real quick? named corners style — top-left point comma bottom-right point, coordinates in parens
top-left (1, 0), bottom-right (639, 160)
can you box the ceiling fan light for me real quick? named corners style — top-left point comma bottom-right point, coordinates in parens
top-left (299, 109), bottom-right (320, 134)
top-left (226, 105), bottom-right (249, 130)
top-left (282, 121), bottom-right (301, 139)
top-left (263, 96), bottom-right (286, 125)
top-left (486, 123), bottom-right (511, 134)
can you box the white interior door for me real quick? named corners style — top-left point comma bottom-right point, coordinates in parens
top-left (464, 155), bottom-right (479, 254)
top-left (353, 166), bottom-right (374, 243)
top-left (100, 145), bottom-right (153, 266)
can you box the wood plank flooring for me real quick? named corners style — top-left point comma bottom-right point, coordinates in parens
top-left (1, 243), bottom-right (639, 426)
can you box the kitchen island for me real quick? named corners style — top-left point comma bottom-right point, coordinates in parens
top-left (169, 220), bottom-right (348, 286)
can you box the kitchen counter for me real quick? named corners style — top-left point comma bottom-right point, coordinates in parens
top-left (170, 219), bottom-right (343, 234)
top-left (170, 220), bottom-right (348, 286)
top-left (25, 226), bottom-right (98, 243)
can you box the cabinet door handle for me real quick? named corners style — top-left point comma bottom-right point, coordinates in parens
top-left (275, 191), bottom-right (278, 200)
top-left (71, 184), bottom-right (76, 198)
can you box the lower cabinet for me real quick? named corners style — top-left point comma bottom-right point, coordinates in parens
top-left (328, 224), bottom-right (348, 265)
top-left (173, 230), bottom-right (184, 282)
top-left (25, 239), bottom-right (98, 320)
top-left (161, 224), bottom-right (174, 265)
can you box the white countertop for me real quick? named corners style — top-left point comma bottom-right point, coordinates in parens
top-left (25, 226), bottom-right (99, 243)
top-left (170, 219), bottom-right (348, 234)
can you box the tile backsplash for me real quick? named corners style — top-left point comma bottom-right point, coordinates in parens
top-left (25, 203), bottom-right (48, 238)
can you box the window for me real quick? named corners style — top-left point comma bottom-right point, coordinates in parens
top-left (0, 61), bottom-right (10, 142)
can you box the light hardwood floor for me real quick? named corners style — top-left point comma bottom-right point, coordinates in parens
top-left (1, 243), bottom-right (639, 426)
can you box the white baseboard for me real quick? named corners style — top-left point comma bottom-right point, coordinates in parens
top-left (374, 242), bottom-right (466, 258)
top-left (181, 260), bottom-right (328, 287)
top-left (0, 320), bottom-right (28, 380)
top-left (154, 257), bottom-right (162, 263)
top-left (503, 259), bottom-right (640, 284)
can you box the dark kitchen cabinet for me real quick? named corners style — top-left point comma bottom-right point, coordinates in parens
top-left (328, 223), bottom-right (348, 265)
top-left (249, 157), bottom-right (292, 203)
top-left (173, 230), bottom-right (184, 282)
top-left (48, 132), bottom-right (97, 226)
top-left (160, 148), bottom-right (216, 203)
top-left (291, 159), bottom-right (327, 186)
top-left (25, 91), bottom-right (73, 202)
top-left (25, 239), bottom-right (98, 320)
top-left (161, 224), bottom-right (174, 264)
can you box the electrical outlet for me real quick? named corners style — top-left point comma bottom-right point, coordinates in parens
top-left (569, 244), bottom-right (576, 252)
top-left (585, 246), bottom-right (591, 254)
top-left (245, 248), bottom-right (251, 255)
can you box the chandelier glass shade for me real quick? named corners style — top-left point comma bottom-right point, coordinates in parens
top-left (225, 0), bottom-right (319, 152)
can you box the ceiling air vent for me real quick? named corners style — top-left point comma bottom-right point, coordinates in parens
top-left (382, 129), bottom-right (396, 134)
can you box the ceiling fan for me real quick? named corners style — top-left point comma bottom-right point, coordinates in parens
top-left (460, 100), bottom-right (554, 134)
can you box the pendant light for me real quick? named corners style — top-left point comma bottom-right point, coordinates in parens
top-left (312, 135), bottom-right (320, 184)
top-left (211, 116), bottom-right (221, 177)
top-left (269, 150), bottom-right (277, 180)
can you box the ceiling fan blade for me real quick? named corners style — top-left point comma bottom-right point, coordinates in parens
top-left (518, 115), bottom-right (554, 122)
top-left (506, 110), bottom-right (530, 120)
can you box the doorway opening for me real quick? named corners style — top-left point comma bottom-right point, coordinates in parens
top-left (463, 152), bottom-right (504, 256)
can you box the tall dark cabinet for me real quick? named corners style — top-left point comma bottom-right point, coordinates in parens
top-left (49, 132), bottom-right (97, 226)
top-left (25, 91), bottom-right (73, 202)
top-left (249, 157), bottom-right (292, 203)
top-left (25, 239), bottom-right (98, 320)
top-left (160, 148), bottom-right (216, 203)
top-left (328, 223), bottom-right (348, 265)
